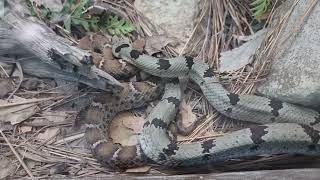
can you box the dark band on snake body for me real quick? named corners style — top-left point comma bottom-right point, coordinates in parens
top-left (150, 118), bottom-right (168, 129)
top-left (163, 142), bottom-right (179, 156)
top-left (269, 99), bottom-right (284, 117)
top-left (143, 121), bottom-right (151, 128)
top-left (158, 152), bottom-right (167, 161)
top-left (115, 44), bottom-right (130, 53)
top-left (130, 50), bottom-right (143, 59)
top-left (185, 56), bottom-right (195, 70)
top-left (166, 97), bottom-right (180, 108)
top-left (203, 68), bottom-right (215, 78)
top-left (227, 93), bottom-right (240, 106)
top-left (157, 59), bottom-right (172, 70)
top-left (300, 124), bottom-right (320, 144)
top-left (201, 139), bottom-right (216, 153)
top-left (250, 125), bottom-right (268, 144)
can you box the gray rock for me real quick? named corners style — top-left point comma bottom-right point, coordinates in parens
top-left (257, 0), bottom-right (320, 108)
top-left (134, 0), bottom-right (200, 52)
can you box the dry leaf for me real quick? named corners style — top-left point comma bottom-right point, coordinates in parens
top-left (145, 35), bottom-right (178, 55)
top-left (110, 112), bottom-right (145, 146)
top-left (125, 165), bottom-right (151, 173)
top-left (0, 96), bottom-right (40, 125)
top-left (122, 113), bottom-right (145, 133)
top-left (132, 39), bottom-right (146, 51)
top-left (78, 33), bottom-right (110, 51)
top-left (37, 127), bottom-right (59, 143)
top-left (179, 99), bottom-right (197, 128)
top-left (19, 126), bottom-right (32, 133)
top-left (219, 29), bottom-right (267, 72)
top-left (102, 47), bottom-right (113, 58)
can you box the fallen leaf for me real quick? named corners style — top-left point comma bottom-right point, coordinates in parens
top-left (0, 155), bottom-right (16, 179)
top-left (110, 112), bottom-right (144, 146)
top-left (19, 126), bottom-right (32, 133)
top-left (122, 113), bottom-right (145, 133)
top-left (145, 35), bottom-right (179, 55)
top-left (219, 29), bottom-right (267, 72)
top-left (37, 127), bottom-right (59, 143)
top-left (78, 33), bottom-right (110, 51)
top-left (132, 39), bottom-right (146, 51)
top-left (0, 96), bottom-right (40, 125)
top-left (179, 99), bottom-right (197, 128)
top-left (102, 47), bottom-right (113, 58)
top-left (125, 165), bottom-right (151, 173)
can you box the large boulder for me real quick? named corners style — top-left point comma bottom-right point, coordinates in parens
top-left (134, 0), bottom-right (200, 52)
top-left (257, 0), bottom-right (320, 108)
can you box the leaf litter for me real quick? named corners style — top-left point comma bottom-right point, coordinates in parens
top-left (0, 0), bottom-right (317, 178)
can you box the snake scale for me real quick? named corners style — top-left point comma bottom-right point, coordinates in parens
top-left (81, 36), bottom-right (320, 169)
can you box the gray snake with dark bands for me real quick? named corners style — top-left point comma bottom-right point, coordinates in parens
top-left (83, 36), bottom-right (320, 169)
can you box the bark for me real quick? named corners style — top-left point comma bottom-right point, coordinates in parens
top-left (0, 0), bottom-right (122, 92)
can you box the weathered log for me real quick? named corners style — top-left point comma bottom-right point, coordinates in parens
top-left (0, 0), bottom-right (122, 92)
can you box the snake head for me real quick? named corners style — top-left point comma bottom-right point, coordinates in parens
top-left (112, 36), bottom-right (131, 58)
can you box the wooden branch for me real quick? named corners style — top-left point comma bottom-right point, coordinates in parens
top-left (0, 0), bottom-right (122, 92)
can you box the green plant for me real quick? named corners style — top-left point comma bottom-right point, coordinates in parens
top-left (251, 0), bottom-right (272, 20)
top-left (26, 0), bottom-right (135, 35)
top-left (26, 0), bottom-right (52, 19)
top-left (105, 15), bottom-right (135, 35)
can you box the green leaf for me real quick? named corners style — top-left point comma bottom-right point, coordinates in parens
top-left (80, 20), bottom-right (90, 31)
top-left (250, 0), bottom-right (272, 19)
top-left (105, 15), bottom-right (135, 35)
top-left (61, 0), bottom-right (72, 14)
top-left (40, 7), bottom-right (49, 17)
top-left (71, 18), bottom-right (81, 25)
top-left (64, 15), bottom-right (72, 31)
top-left (26, 0), bottom-right (37, 16)
top-left (72, 0), bottom-right (89, 17)
top-left (26, 0), bottom-right (97, 33)
top-left (89, 16), bottom-right (99, 31)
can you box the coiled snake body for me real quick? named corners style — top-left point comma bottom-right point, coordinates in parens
top-left (82, 37), bottom-right (320, 169)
